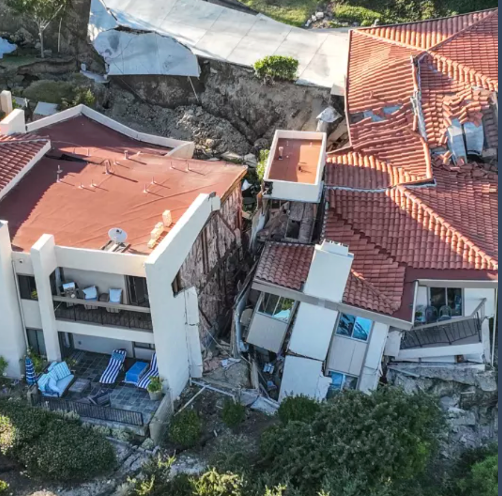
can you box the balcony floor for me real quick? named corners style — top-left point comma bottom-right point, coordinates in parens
top-left (65, 351), bottom-right (160, 423)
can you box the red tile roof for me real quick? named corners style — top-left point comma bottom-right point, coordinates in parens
top-left (255, 241), bottom-right (403, 314)
top-left (0, 134), bottom-right (48, 195)
top-left (255, 242), bottom-right (314, 291)
top-left (0, 116), bottom-right (246, 254)
top-left (323, 10), bottom-right (498, 315)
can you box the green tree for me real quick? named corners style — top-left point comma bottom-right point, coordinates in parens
top-left (6, 0), bottom-right (68, 58)
top-left (259, 387), bottom-right (444, 494)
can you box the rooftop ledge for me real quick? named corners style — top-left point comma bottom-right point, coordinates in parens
top-left (263, 130), bottom-right (327, 203)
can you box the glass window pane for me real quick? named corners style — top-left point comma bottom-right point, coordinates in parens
top-left (447, 288), bottom-right (462, 316)
top-left (352, 317), bottom-right (372, 341)
top-left (330, 371), bottom-right (344, 390)
top-left (336, 314), bottom-right (356, 337)
top-left (259, 293), bottom-right (280, 316)
top-left (272, 298), bottom-right (294, 321)
top-left (37, 330), bottom-right (46, 356)
top-left (344, 375), bottom-right (358, 390)
top-left (430, 288), bottom-right (446, 311)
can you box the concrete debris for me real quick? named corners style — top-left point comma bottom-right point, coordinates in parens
top-left (239, 388), bottom-right (261, 406)
top-left (315, 12), bottom-right (325, 19)
top-left (221, 151), bottom-right (244, 163)
top-left (170, 454), bottom-right (207, 477)
top-left (244, 153), bottom-right (257, 167)
top-left (250, 396), bottom-right (279, 416)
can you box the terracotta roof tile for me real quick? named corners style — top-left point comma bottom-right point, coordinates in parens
top-left (362, 10), bottom-right (494, 50)
top-left (0, 134), bottom-right (48, 194)
top-left (255, 242), bottom-right (314, 291)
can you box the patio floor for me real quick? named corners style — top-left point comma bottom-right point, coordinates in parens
top-left (65, 351), bottom-right (160, 424)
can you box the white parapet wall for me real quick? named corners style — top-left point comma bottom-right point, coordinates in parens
top-left (0, 108), bottom-right (27, 135)
top-left (25, 104), bottom-right (195, 158)
top-left (0, 222), bottom-right (26, 378)
top-left (263, 129), bottom-right (327, 203)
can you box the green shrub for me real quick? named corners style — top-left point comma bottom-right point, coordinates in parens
top-left (278, 395), bottom-right (320, 424)
top-left (333, 5), bottom-right (384, 25)
top-left (0, 357), bottom-right (8, 377)
top-left (256, 149), bottom-right (269, 182)
top-left (147, 376), bottom-right (162, 393)
top-left (169, 410), bottom-right (202, 448)
top-left (0, 399), bottom-right (115, 481)
top-left (192, 468), bottom-right (244, 496)
top-left (209, 434), bottom-right (259, 474)
top-left (23, 80), bottom-right (76, 105)
top-left (221, 400), bottom-right (246, 428)
top-left (259, 387), bottom-right (444, 494)
top-left (0, 480), bottom-right (8, 493)
top-left (253, 56), bottom-right (298, 82)
top-left (469, 454), bottom-right (498, 496)
top-left (61, 88), bottom-right (96, 110)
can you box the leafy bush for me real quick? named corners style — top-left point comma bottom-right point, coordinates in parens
top-left (61, 88), bottom-right (96, 110)
top-left (147, 376), bottom-right (162, 393)
top-left (169, 410), bottom-right (202, 448)
top-left (334, 5), bottom-right (385, 25)
top-left (278, 395), bottom-right (320, 424)
top-left (23, 80), bottom-right (76, 105)
top-left (253, 56), bottom-right (298, 82)
top-left (192, 468), bottom-right (244, 496)
top-left (221, 400), bottom-right (246, 428)
top-left (0, 480), bottom-right (7, 493)
top-left (0, 399), bottom-right (115, 481)
top-left (259, 387), bottom-right (444, 494)
top-left (256, 149), bottom-right (269, 182)
top-left (0, 357), bottom-right (8, 377)
top-left (468, 454), bottom-right (498, 496)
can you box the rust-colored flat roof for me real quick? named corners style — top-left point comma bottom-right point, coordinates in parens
top-left (268, 138), bottom-right (321, 184)
top-left (0, 116), bottom-right (245, 254)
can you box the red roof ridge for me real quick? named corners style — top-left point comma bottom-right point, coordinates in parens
top-left (351, 28), bottom-right (420, 52)
top-left (426, 8), bottom-right (498, 53)
top-left (425, 51), bottom-right (498, 91)
top-left (397, 184), bottom-right (498, 269)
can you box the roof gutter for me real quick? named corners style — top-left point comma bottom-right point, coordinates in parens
top-left (252, 279), bottom-right (414, 330)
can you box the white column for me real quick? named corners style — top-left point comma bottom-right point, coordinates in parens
top-left (31, 235), bottom-right (60, 362)
top-left (0, 222), bottom-right (26, 378)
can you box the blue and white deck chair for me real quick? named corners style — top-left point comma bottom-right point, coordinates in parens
top-left (137, 352), bottom-right (158, 389)
top-left (99, 349), bottom-right (126, 384)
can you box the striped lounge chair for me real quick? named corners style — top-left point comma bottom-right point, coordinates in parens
top-left (137, 352), bottom-right (158, 389)
top-left (99, 349), bottom-right (126, 384)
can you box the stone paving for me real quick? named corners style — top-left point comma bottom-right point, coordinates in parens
top-left (66, 351), bottom-right (160, 423)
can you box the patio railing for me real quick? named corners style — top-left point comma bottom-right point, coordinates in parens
top-left (402, 299), bottom-right (486, 349)
top-left (31, 395), bottom-right (145, 426)
top-left (53, 298), bottom-right (153, 331)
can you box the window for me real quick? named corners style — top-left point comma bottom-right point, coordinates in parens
top-left (258, 293), bottom-right (294, 322)
top-left (18, 275), bottom-right (38, 300)
top-left (429, 287), bottom-right (462, 316)
top-left (27, 329), bottom-right (46, 356)
top-left (326, 371), bottom-right (358, 398)
top-left (335, 313), bottom-right (372, 341)
top-left (286, 219), bottom-right (300, 239)
top-left (133, 342), bottom-right (155, 350)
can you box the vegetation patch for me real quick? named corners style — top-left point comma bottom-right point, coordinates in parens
top-left (239, 0), bottom-right (321, 26)
top-left (0, 399), bottom-right (115, 482)
top-left (168, 409), bottom-right (202, 449)
top-left (253, 56), bottom-right (298, 83)
top-left (221, 400), bottom-right (246, 428)
top-left (277, 395), bottom-right (320, 424)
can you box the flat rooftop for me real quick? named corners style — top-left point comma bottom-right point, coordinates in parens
top-left (268, 138), bottom-right (322, 184)
top-left (0, 116), bottom-right (245, 254)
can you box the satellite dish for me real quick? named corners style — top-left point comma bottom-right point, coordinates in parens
top-left (108, 228), bottom-right (128, 244)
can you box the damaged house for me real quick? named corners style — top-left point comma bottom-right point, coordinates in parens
top-left (0, 96), bottom-right (246, 420)
top-left (238, 9), bottom-right (498, 402)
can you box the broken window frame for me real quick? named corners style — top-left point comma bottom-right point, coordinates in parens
top-left (257, 292), bottom-right (295, 322)
top-left (335, 313), bottom-right (373, 342)
top-left (326, 370), bottom-right (358, 397)
top-left (428, 287), bottom-right (463, 317)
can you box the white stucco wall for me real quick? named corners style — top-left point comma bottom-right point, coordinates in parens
top-left (22, 300), bottom-right (43, 329)
top-left (358, 322), bottom-right (389, 393)
top-left (464, 288), bottom-right (495, 317)
top-left (288, 303), bottom-right (338, 360)
top-left (0, 222), bottom-right (26, 377)
top-left (72, 334), bottom-right (135, 356)
top-left (31, 234), bottom-right (60, 362)
top-left (303, 241), bottom-right (353, 303)
top-left (246, 311), bottom-right (289, 354)
top-left (326, 335), bottom-right (367, 376)
top-left (146, 193), bottom-right (220, 401)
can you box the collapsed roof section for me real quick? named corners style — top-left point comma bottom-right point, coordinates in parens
top-left (88, 0), bottom-right (350, 89)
